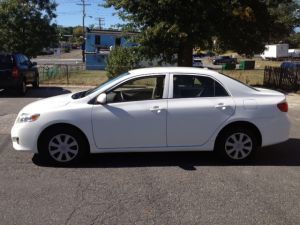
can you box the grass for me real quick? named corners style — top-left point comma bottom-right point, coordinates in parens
top-left (242, 57), bottom-right (282, 69)
top-left (40, 68), bottom-right (265, 86)
top-left (40, 70), bottom-right (108, 86)
top-left (218, 69), bottom-right (264, 85)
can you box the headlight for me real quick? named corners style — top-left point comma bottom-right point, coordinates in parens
top-left (17, 113), bottom-right (40, 123)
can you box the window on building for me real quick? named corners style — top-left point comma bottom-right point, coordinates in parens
top-left (115, 37), bottom-right (121, 46)
top-left (95, 35), bottom-right (101, 45)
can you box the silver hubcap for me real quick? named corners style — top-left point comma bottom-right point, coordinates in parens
top-left (225, 133), bottom-right (253, 160)
top-left (48, 134), bottom-right (79, 162)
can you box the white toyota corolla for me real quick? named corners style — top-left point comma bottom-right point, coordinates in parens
top-left (11, 67), bottom-right (290, 164)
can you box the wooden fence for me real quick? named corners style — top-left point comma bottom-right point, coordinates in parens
top-left (264, 66), bottom-right (300, 92)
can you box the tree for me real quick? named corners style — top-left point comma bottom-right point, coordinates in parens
top-left (287, 32), bottom-right (300, 48)
top-left (0, 0), bottom-right (58, 57)
top-left (106, 47), bottom-right (141, 77)
top-left (104, 0), bottom-right (299, 66)
top-left (266, 0), bottom-right (300, 43)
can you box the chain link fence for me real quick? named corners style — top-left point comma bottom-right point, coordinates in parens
top-left (38, 64), bottom-right (86, 84)
top-left (37, 63), bottom-right (267, 87)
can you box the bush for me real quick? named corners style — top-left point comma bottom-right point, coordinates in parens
top-left (105, 47), bottom-right (141, 78)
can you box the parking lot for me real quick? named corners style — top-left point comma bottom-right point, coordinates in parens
top-left (0, 86), bottom-right (299, 225)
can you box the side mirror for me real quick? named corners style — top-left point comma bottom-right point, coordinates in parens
top-left (96, 93), bottom-right (107, 104)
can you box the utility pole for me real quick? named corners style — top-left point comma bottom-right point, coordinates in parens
top-left (77, 0), bottom-right (91, 62)
top-left (95, 17), bottom-right (105, 29)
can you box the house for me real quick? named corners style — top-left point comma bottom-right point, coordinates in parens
top-left (85, 29), bottom-right (137, 70)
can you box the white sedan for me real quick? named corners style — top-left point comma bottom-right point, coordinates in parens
top-left (11, 67), bottom-right (290, 164)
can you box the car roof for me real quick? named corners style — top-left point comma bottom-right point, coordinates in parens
top-left (129, 67), bottom-right (219, 77)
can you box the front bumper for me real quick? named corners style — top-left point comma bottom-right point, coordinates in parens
top-left (11, 122), bottom-right (40, 153)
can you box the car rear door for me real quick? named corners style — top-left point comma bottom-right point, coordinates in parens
top-left (167, 74), bottom-right (235, 147)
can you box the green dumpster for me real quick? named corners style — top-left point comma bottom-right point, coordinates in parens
top-left (239, 60), bottom-right (255, 70)
top-left (222, 63), bottom-right (236, 70)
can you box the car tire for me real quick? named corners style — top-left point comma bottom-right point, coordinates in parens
top-left (38, 126), bottom-right (89, 165)
top-left (215, 127), bottom-right (258, 162)
top-left (17, 80), bottom-right (27, 96)
top-left (32, 75), bottom-right (39, 88)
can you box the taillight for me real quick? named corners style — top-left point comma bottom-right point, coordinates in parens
top-left (12, 67), bottom-right (20, 79)
top-left (277, 102), bottom-right (288, 112)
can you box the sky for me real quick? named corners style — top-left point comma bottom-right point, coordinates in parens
top-left (55, 0), bottom-right (123, 28)
top-left (55, 0), bottom-right (299, 32)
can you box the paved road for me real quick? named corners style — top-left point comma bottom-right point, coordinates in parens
top-left (0, 87), bottom-right (299, 225)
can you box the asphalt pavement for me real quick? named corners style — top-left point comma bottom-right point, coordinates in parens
top-left (0, 87), bottom-right (299, 225)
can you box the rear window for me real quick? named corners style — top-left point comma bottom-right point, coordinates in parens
top-left (0, 55), bottom-right (13, 66)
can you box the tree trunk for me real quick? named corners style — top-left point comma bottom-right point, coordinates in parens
top-left (177, 41), bottom-right (193, 67)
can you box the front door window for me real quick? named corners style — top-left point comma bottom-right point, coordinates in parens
top-left (106, 76), bottom-right (165, 103)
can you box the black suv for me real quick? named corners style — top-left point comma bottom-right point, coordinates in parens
top-left (0, 53), bottom-right (39, 95)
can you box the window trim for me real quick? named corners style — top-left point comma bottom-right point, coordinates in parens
top-left (169, 73), bottom-right (231, 99)
top-left (99, 73), bottom-right (169, 105)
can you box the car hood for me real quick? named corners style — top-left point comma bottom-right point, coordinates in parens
top-left (20, 93), bottom-right (73, 114)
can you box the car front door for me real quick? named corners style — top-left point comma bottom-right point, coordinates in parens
top-left (92, 74), bottom-right (168, 149)
top-left (167, 74), bottom-right (235, 147)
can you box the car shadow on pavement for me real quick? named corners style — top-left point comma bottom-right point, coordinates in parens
top-left (32, 138), bottom-right (300, 170)
top-left (0, 87), bottom-right (71, 98)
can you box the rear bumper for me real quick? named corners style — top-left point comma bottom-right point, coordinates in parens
top-left (0, 79), bottom-right (20, 89)
top-left (255, 114), bottom-right (291, 147)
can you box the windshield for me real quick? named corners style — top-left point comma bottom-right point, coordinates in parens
top-left (72, 72), bottom-right (129, 99)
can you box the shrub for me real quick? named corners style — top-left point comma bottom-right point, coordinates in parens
top-left (106, 47), bottom-right (141, 78)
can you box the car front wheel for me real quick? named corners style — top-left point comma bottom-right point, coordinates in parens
top-left (38, 127), bottom-right (88, 165)
top-left (216, 128), bottom-right (258, 161)
top-left (17, 80), bottom-right (27, 96)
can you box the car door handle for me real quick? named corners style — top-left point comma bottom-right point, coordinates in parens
top-left (215, 103), bottom-right (227, 110)
top-left (150, 106), bottom-right (162, 113)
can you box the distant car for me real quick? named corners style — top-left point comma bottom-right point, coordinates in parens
top-left (11, 67), bottom-right (290, 165)
top-left (0, 53), bottom-right (39, 95)
top-left (280, 61), bottom-right (300, 70)
top-left (213, 56), bottom-right (237, 65)
top-left (193, 58), bottom-right (203, 67)
top-left (193, 53), bottom-right (206, 58)
top-left (39, 48), bottom-right (54, 55)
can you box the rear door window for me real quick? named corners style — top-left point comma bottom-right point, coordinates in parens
top-left (173, 75), bottom-right (229, 98)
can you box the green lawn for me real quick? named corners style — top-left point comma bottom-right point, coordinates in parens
top-left (40, 70), bottom-right (108, 86)
top-left (41, 68), bottom-right (265, 86)
top-left (218, 69), bottom-right (264, 85)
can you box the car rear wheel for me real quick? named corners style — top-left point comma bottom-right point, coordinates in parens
top-left (216, 128), bottom-right (258, 161)
top-left (32, 75), bottom-right (39, 88)
top-left (38, 127), bottom-right (88, 165)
